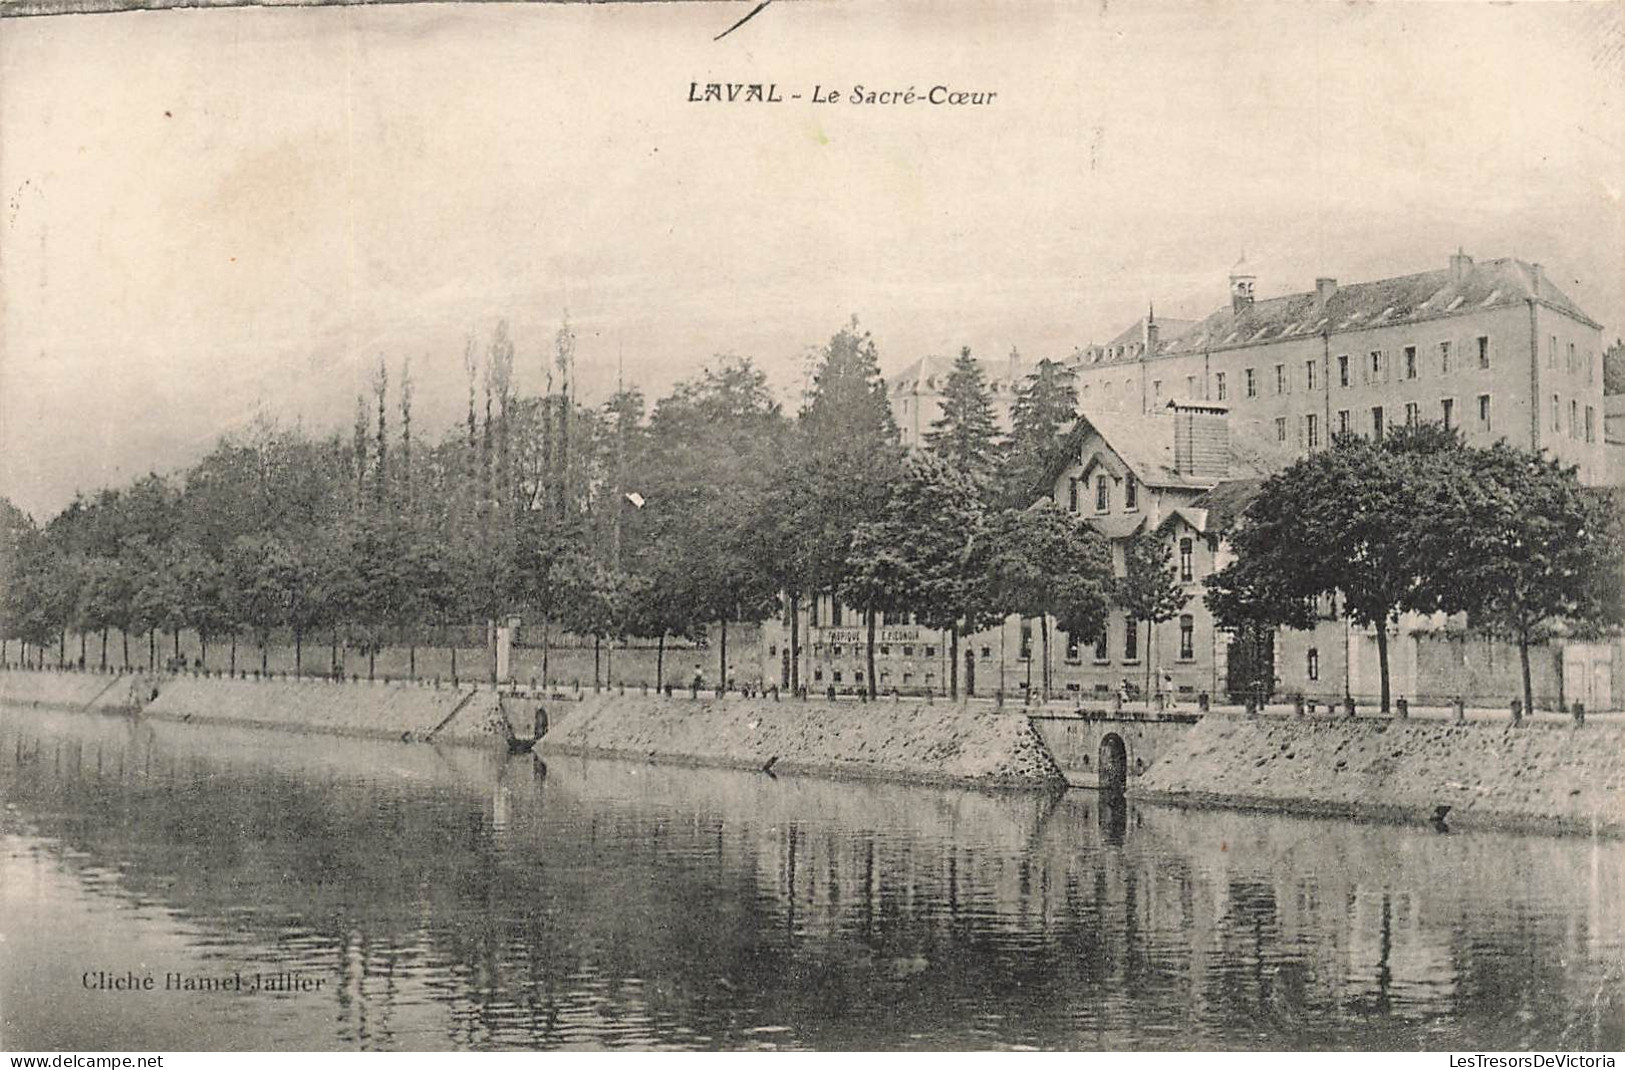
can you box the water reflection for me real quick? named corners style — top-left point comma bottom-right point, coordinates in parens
top-left (0, 705), bottom-right (1619, 1051)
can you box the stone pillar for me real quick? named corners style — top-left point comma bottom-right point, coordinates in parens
top-left (1452, 696), bottom-right (1465, 724)
top-left (1573, 701), bottom-right (1586, 727)
top-left (495, 621), bottom-right (514, 684)
top-left (1343, 695), bottom-right (1356, 718)
top-left (1396, 697), bottom-right (1409, 719)
top-left (1197, 692), bottom-right (1210, 713)
top-left (1293, 695), bottom-right (1305, 718)
top-left (1510, 698), bottom-right (1523, 725)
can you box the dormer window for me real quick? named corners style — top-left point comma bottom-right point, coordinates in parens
top-left (1095, 475), bottom-right (1110, 514)
top-left (1124, 476), bottom-right (1138, 511)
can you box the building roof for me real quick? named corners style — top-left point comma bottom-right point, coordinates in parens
top-left (1157, 256), bottom-right (1598, 357)
top-left (888, 353), bottom-right (1032, 398)
top-left (1070, 316), bottom-right (1198, 368)
top-left (1047, 408), bottom-right (1286, 493)
top-left (1185, 478), bottom-right (1266, 537)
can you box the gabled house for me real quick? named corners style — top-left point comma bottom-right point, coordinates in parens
top-left (1042, 400), bottom-right (1283, 699)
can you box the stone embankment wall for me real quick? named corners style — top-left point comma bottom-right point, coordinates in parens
top-left (1135, 715), bottom-right (1624, 834)
top-left (0, 669), bottom-right (152, 712)
top-left (539, 693), bottom-right (1064, 788)
top-left (0, 669), bottom-right (517, 746)
top-left (142, 676), bottom-right (515, 744)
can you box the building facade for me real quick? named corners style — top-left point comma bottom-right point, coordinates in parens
top-left (1071, 252), bottom-right (1609, 486)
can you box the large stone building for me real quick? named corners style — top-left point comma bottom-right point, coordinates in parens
top-left (1073, 251), bottom-right (1609, 486)
top-left (763, 251), bottom-right (1615, 706)
top-left (891, 251), bottom-right (1610, 485)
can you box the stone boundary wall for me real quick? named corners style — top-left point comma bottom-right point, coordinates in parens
top-left (1135, 715), bottom-right (1624, 835)
top-left (538, 693), bottom-right (1064, 789)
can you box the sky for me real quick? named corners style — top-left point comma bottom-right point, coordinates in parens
top-left (2, 0), bottom-right (1622, 521)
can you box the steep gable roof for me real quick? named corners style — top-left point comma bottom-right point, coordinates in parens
top-left (1044, 409), bottom-right (1283, 493)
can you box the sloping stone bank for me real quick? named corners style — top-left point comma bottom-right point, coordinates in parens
top-left (138, 676), bottom-right (514, 745)
top-left (1135, 715), bottom-right (1624, 834)
top-left (538, 693), bottom-right (1064, 788)
top-left (0, 669), bottom-right (151, 712)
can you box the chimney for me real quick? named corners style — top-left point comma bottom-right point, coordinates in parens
top-left (1169, 400), bottom-right (1230, 481)
top-left (1530, 262), bottom-right (1544, 297)
top-left (1315, 277), bottom-right (1338, 307)
top-left (1145, 303), bottom-right (1160, 355)
top-left (1450, 248), bottom-right (1474, 281)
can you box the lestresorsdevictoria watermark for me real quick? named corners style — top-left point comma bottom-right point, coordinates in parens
top-left (1449, 1058), bottom-right (1616, 1068)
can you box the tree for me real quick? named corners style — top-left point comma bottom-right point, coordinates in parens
top-left (780, 319), bottom-right (903, 691)
top-left (638, 362), bottom-right (786, 689)
top-left (988, 501), bottom-right (1114, 701)
top-left (924, 346), bottom-right (999, 491)
top-left (868, 453), bottom-right (1000, 698)
top-left (1002, 357), bottom-right (1078, 508)
top-left (1207, 426), bottom-right (1460, 712)
top-left (1116, 533), bottom-right (1191, 701)
top-left (1421, 442), bottom-right (1625, 720)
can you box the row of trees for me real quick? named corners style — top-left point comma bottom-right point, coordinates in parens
top-left (1208, 424), bottom-right (1623, 717)
top-left (0, 319), bottom-right (1154, 695)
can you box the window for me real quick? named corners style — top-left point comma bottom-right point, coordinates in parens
top-left (1019, 624), bottom-right (1032, 660)
top-left (1441, 397), bottom-right (1454, 431)
top-left (1179, 615), bottom-right (1195, 660)
top-left (813, 668), bottom-right (824, 682)
top-left (1124, 618), bottom-right (1139, 661)
top-left (1275, 363), bottom-right (1287, 395)
top-left (1369, 350), bottom-right (1385, 382)
top-left (1337, 409), bottom-right (1351, 435)
top-left (924, 645), bottom-right (936, 657)
top-left (1305, 360), bottom-right (1317, 391)
top-left (1589, 351), bottom-right (1596, 383)
top-left (1568, 342), bottom-right (1576, 373)
top-left (1549, 334), bottom-right (1557, 368)
top-left (1552, 393), bottom-right (1561, 432)
top-left (832, 602), bottom-right (842, 627)
top-left (1095, 474), bottom-right (1110, 513)
top-left (879, 644), bottom-right (890, 656)
top-left (1404, 346), bottom-right (1417, 380)
top-left (831, 644), bottom-right (843, 657)
top-left (902, 645), bottom-right (914, 657)
top-left (1586, 406), bottom-right (1596, 443)
top-left (1405, 402), bottom-right (1419, 427)
top-left (1307, 648), bottom-right (1320, 682)
top-left (1275, 417), bottom-right (1287, 442)
top-left (1440, 340), bottom-right (1451, 374)
top-left (1065, 634), bottom-right (1080, 662)
top-left (1570, 399), bottom-right (1578, 439)
top-left (1067, 477), bottom-right (1078, 513)
top-left (1372, 406), bottom-right (1385, 441)
top-left (1245, 368), bottom-right (1257, 398)
top-left (1094, 629), bottom-right (1109, 662)
top-left (1215, 372), bottom-right (1227, 401)
top-left (981, 646), bottom-right (991, 658)
top-left (1478, 393), bottom-right (1492, 430)
top-left (1152, 379), bottom-right (1162, 400)
top-left (1179, 538), bottom-right (1194, 583)
top-left (1338, 354), bottom-right (1350, 387)
top-left (1306, 412), bottom-right (1320, 449)
top-left (1477, 336), bottom-right (1490, 369)
top-left (854, 670), bottom-right (863, 683)
top-left (1125, 475), bottom-right (1138, 511)
top-left (832, 670), bottom-right (843, 684)
top-left (1186, 374), bottom-right (1197, 397)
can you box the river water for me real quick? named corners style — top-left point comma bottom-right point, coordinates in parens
top-left (0, 704), bottom-right (1619, 1051)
